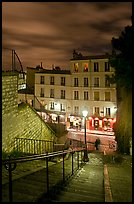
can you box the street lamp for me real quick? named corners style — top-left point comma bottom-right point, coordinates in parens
top-left (82, 110), bottom-right (89, 162)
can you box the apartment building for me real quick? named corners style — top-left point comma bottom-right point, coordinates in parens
top-left (33, 53), bottom-right (117, 131)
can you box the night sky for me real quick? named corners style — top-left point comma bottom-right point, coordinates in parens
top-left (2, 2), bottom-right (132, 70)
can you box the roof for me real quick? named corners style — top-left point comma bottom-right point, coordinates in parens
top-left (70, 54), bottom-right (111, 61)
top-left (35, 69), bottom-right (71, 75)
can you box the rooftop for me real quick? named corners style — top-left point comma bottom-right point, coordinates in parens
top-left (70, 54), bottom-right (110, 61)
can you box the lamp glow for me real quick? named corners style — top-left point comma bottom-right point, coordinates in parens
top-left (82, 110), bottom-right (89, 162)
top-left (82, 110), bottom-right (88, 117)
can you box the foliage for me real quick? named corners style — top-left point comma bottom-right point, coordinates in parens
top-left (2, 149), bottom-right (31, 160)
top-left (108, 25), bottom-right (132, 91)
top-left (108, 23), bottom-right (132, 154)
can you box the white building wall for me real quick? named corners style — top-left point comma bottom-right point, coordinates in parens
top-left (33, 56), bottom-right (116, 121)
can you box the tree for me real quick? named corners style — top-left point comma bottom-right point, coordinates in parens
top-left (108, 24), bottom-right (132, 154)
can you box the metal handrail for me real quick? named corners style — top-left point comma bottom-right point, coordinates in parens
top-left (2, 148), bottom-right (85, 202)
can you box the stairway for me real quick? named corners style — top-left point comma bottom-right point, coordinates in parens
top-left (40, 153), bottom-right (105, 202)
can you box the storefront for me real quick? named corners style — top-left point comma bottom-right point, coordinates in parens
top-left (67, 114), bottom-right (82, 130)
top-left (87, 116), bottom-right (116, 132)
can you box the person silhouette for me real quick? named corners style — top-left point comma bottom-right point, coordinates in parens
top-left (95, 138), bottom-right (100, 150)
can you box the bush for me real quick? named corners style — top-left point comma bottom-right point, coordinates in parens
top-left (2, 149), bottom-right (32, 160)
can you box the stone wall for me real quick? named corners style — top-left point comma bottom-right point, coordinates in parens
top-left (2, 74), bottom-right (56, 153)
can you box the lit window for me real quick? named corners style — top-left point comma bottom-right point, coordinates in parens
top-left (83, 63), bottom-right (88, 72)
top-left (74, 63), bottom-right (79, 72)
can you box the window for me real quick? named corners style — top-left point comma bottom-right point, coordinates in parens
top-left (94, 91), bottom-right (99, 101)
top-left (60, 104), bottom-right (65, 111)
top-left (19, 73), bottom-right (25, 79)
top-left (106, 108), bottom-right (111, 116)
top-left (40, 88), bottom-right (44, 97)
top-left (74, 63), bottom-right (79, 72)
top-left (94, 107), bottom-right (99, 115)
top-left (50, 76), bottom-right (54, 85)
top-left (74, 78), bottom-right (79, 87)
top-left (84, 77), bottom-right (88, 87)
top-left (105, 75), bottom-right (110, 87)
top-left (61, 77), bottom-right (65, 86)
top-left (94, 77), bottom-right (99, 87)
top-left (50, 102), bottom-right (54, 110)
top-left (94, 62), bottom-right (99, 72)
top-left (61, 90), bottom-right (65, 99)
top-left (74, 91), bottom-right (79, 100)
top-left (50, 89), bottom-right (54, 98)
top-left (74, 106), bottom-right (79, 114)
top-left (84, 91), bottom-right (88, 100)
top-left (105, 62), bottom-right (110, 72)
top-left (105, 92), bottom-right (110, 101)
top-left (83, 63), bottom-right (88, 72)
top-left (40, 76), bottom-right (44, 84)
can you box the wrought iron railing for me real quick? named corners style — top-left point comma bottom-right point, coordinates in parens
top-left (2, 148), bottom-right (86, 202)
top-left (15, 137), bottom-right (54, 154)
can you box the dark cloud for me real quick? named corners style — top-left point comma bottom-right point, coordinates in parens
top-left (2, 2), bottom-right (132, 70)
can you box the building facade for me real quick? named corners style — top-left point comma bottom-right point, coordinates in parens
top-left (32, 54), bottom-right (117, 131)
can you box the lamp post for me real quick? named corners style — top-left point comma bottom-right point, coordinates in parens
top-left (82, 110), bottom-right (89, 162)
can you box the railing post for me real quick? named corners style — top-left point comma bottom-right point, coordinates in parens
top-left (77, 151), bottom-right (79, 169)
top-left (63, 150), bottom-right (65, 182)
top-left (34, 140), bottom-right (36, 154)
top-left (8, 156), bottom-right (13, 202)
top-left (46, 152), bottom-right (49, 196)
top-left (71, 151), bottom-right (74, 175)
top-left (81, 150), bottom-right (83, 165)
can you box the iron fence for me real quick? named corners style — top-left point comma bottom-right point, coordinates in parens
top-left (15, 137), bottom-right (54, 154)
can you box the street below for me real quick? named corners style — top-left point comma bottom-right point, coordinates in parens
top-left (67, 128), bottom-right (117, 153)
